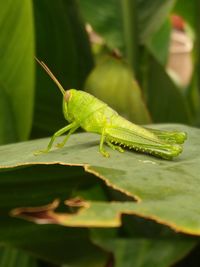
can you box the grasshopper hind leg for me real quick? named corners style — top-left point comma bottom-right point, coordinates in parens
top-left (145, 128), bottom-right (187, 144)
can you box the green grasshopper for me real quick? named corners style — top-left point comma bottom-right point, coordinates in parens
top-left (35, 59), bottom-right (187, 160)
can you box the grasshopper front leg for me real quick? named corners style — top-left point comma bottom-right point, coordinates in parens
top-left (56, 125), bottom-right (79, 148)
top-left (34, 122), bottom-right (79, 155)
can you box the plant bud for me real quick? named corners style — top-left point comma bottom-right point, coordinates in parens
top-left (84, 56), bottom-right (151, 124)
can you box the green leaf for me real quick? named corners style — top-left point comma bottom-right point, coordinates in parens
top-left (145, 19), bottom-right (172, 65)
top-left (79, 0), bottom-right (175, 50)
top-left (137, 0), bottom-right (175, 43)
top-left (90, 222), bottom-right (196, 267)
top-left (145, 56), bottom-right (192, 123)
top-left (0, 246), bottom-right (38, 267)
top-left (0, 223), bottom-right (107, 266)
top-left (0, 123), bottom-right (199, 265)
top-left (79, 0), bottom-right (175, 78)
top-left (0, 124), bottom-right (200, 235)
top-left (173, 0), bottom-right (196, 29)
top-left (0, 0), bottom-right (35, 144)
top-left (32, 0), bottom-right (94, 137)
top-left (172, 1), bottom-right (200, 126)
top-left (0, 164), bottom-right (108, 265)
top-left (94, 238), bottom-right (195, 267)
top-left (79, 0), bottom-right (123, 50)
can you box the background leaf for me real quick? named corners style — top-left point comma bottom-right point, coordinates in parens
top-left (31, 0), bottom-right (94, 137)
top-left (144, 56), bottom-right (192, 123)
top-left (90, 219), bottom-right (196, 267)
top-left (94, 238), bottom-right (195, 267)
top-left (0, 224), bottom-right (107, 266)
top-left (0, 246), bottom-right (38, 267)
top-left (173, 0), bottom-right (196, 29)
top-left (145, 19), bottom-right (172, 65)
top-left (0, 0), bottom-right (35, 144)
top-left (137, 0), bottom-right (175, 43)
top-left (79, 0), bottom-right (175, 52)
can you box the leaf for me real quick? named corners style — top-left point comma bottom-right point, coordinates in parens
top-left (0, 0), bottom-right (35, 144)
top-left (79, 0), bottom-right (175, 50)
top-left (32, 0), bottom-right (94, 137)
top-left (0, 124), bottom-right (198, 265)
top-left (145, 19), bottom-right (172, 65)
top-left (0, 124), bottom-right (200, 236)
top-left (0, 222), bottom-right (107, 266)
top-left (79, 0), bottom-right (175, 80)
top-left (145, 56), bottom-right (192, 123)
top-left (137, 0), bottom-right (175, 43)
top-left (0, 246), bottom-right (38, 267)
top-left (173, 0), bottom-right (196, 29)
top-left (0, 164), bottom-right (108, 265)
top-left (179, 0), bottom-right (200, 126)
top-left (90, 221), bottom-right (196, 267)
top-left (94, 238), bottom-right (195, 267)
top-left (79, 0), bottom-right (123, 50)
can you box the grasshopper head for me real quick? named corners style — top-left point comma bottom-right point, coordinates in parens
top-left (64, 89), bottom-right (79, 103)
top-left (63, 89), bottom-right (75, 122)
top-left (63, 89), bottom-right (85, 122)
top-left (64, 90), bottom-right (71, 102)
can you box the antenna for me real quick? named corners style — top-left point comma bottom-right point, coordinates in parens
top-left (35, 57), bottom-right (66, 96)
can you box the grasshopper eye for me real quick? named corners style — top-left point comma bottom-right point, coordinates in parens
top-left (64, 90), bottom-right (71, 102)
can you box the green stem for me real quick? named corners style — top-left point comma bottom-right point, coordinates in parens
top-left (120, 0), bottom-right (139, 77)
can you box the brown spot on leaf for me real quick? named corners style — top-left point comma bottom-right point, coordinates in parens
top-left (10, 199), bottom-right (60, 224)
top-left (65, 197), bottom-right (89, 208)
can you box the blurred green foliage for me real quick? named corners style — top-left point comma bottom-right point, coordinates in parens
top-left (0, 0), bottom-right (200, 266)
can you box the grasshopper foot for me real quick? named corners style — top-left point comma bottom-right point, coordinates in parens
top-left (115, 146), bottom-right (124, 153)
top-left (114, 145), bottom-right (124, 153)
top-left (106, 141), bottom-right (124, 153)
top-left (34, 149), bottom-right (49, 156)
top-left (56, 142), bottom-right (65, 148)
top-left (100, 149), bottom-right (110, 158)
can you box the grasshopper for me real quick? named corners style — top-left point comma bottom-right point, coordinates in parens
top-left (35, 59), bottom-right (187, 160)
